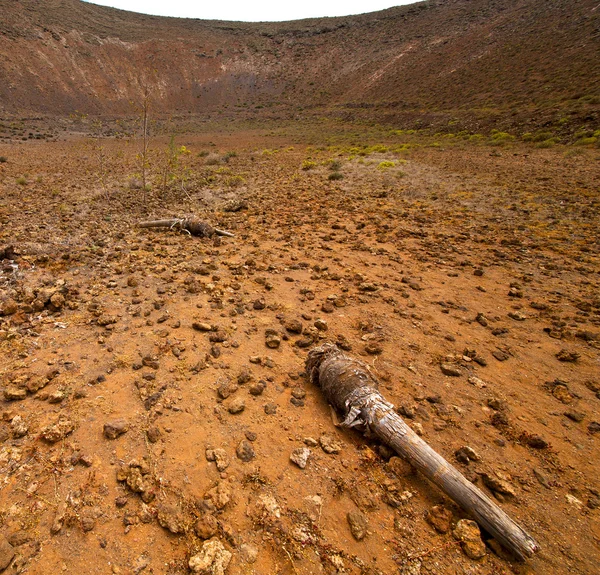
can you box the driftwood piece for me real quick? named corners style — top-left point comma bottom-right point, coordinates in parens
top-left (306, 344), bottom-right (540, 560)
top-left (138, 217), bottom-right (234, 238)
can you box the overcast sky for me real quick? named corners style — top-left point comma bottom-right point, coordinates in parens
top-left (83, 1), bottom-right (419, 22)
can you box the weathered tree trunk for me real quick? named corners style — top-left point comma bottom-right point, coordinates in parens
top-left (138, 217), bottom-right (234, 238)
top-left (306, 344), bottom-right (539, 560)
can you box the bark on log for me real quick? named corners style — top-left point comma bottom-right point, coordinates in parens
top-left (138, 217), bottom-right (234, 237)
top-left (306, 343), bottom-right (539, 560)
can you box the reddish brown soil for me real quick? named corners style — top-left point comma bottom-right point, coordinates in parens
top-left (0, 126), bottom-right (599, 575)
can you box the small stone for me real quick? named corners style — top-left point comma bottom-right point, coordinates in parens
top-left (103, 419), bottom-right (129, 439)
top-left (556, 349), bottom-right (580, 362)
top-left (364, 342), bottom-right (383, 355)
top-left (284, 319), bottom-right (303, 334)
top-left (209, 331), bottom-right (227, 343)
top-left (157, 503), bottom-right (185, 534)
top-left (264, 402), bottom-right (277, 415)
top-left (205, 481), bottom-right (232, 510)
top-left (193, 322), bottom-right (213, 332)
top-left (0, 298), bottom-right (18, 316)
top-left (228, 397), bottom-right (245, 414)
top-left (249, 380), bottom-right (266, 396)
top-left (50, 292), bottom-right (65, 310)
top-left (426, 505), bottom-right (453, 534)
top-left (290, 447), bottom-right (311, 469)
top-left (440, 363), bottom-right (461, 377)
top-left (41, 416), bottom-right (75, 442)
top-left (319, 434), bottom-right (342, 454)
top-left (211, 449), bottom-right (231, 472)
top-left (81, 514), bottom-right (96, 532)
top-left (237, 368), bottom-right (253, 385)
top-left (454, 446), bottom-right (481, 464)
top-left (3, 386), bottom-right (27, 401)
top-left (552, 384), bottom-right (572, 404)
top-left (321, 301), bottom-right (334, 313)
top-left (236, 440), bottom-right (255, 462)
top-left (217, 380), bottom-right (238, 400)
top-left (492, 349), bottom-right (510, 362)
top-left (347, 510), bottom-right (368, 541)
top-left (481, 472), bottom-right (516, 498)
top-left (453, 519), bottom-right (486, 559)
top-left (0, 535), bottom-right (15, 570)
top-left (314, 318), bottom-right (328, 331)
top-left (195, 514), bottom-right (218, 540)
top-left (253, 299), bottom-right (265, 310)
top-left (189, 538), bottom-right (232, 575)
top-left (239, 543), bottom-right (258, 564)
top-left (265, 330), bottom-right (281, 349)
top-left (146, 426), bottom-right (161, 443)
top-left (10, 415), bottom-right (28, 438)
top-left (588, 421), bottom-right (600, 434)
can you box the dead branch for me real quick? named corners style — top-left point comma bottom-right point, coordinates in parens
top-left (138, 217), bottom-right (234, 238)
top-left (306, 343), bottom-right (540, 560)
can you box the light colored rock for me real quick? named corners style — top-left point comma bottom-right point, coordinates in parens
top-left (290, 447), bottom-right (311, 469)
top-left (189, 538), bottom-right (232, 574)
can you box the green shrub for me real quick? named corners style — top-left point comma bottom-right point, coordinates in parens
top-left (536, 139), bottom-right (556, 148)
top-left (328, 172), bottom-right (343, 181)
top-left (574, 137), bottom-right (598, 146)
top-left (16, 176), bottom-right (27, 186)
top-left (377, 161), bottom-right (396, 170)
top-left (0, 156), bottom-right (7, 163)
top-left (531, 131), bottom-right (554, 142)
top-left (302, 160), bottom-right (317, 170)
top-left (490, 131), bottom-right (515, 141)
top-left (328, 159), bottom-right (342, 170)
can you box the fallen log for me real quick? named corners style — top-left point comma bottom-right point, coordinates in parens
top-left (306, 343), bottom-right (539, 560)
top-left (138, 216), bottom-right (234, 238)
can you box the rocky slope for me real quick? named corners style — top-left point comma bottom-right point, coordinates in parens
top-left (1, 0), bottom-right (599, 131)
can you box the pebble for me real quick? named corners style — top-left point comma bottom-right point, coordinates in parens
top-left (236, 440), bottom-right (255, 462)
top-left (0, 535), bottom-right (15, 571)
top-left (454, 446), bottom-right (481, 464)
top-left (426, 505), bottom-right (453, 533)
top-left (290, 447), bottom-right (311, 469)
top-left (264, 402), bottom-right (277, 415)
top-left (239, 543), bottom-right (258, 564)
top-left (41, 416), bottom-right (75, 442)
top-left (195, 514), bottom-right (218, 539)
top-left (227, 397), bottom-right (245, 414)
top-left (440, 363), bottom-right (461, 377)
top-left (103, 419), bottom-right (129, 439)
top-left (265, 329), bottom-right (281, 349)
top-left (249, 380), bottom-right (266, 395)
top-left (146, 426), bottom-right (161, 443)
top-left (347, 510), bottom-right (368, 541)
top-left (319, 434), bottom-right (342, 454)
top-left (453, 519), bottom-right (486, 559)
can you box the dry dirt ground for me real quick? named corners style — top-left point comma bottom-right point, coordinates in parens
top-left (0, 125), bottom-right (599, 575)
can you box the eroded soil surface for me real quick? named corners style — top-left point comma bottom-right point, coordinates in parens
top-left (0, 128), bottom-right (599, 575)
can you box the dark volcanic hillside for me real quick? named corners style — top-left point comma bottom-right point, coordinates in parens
top-left (1, 0), bottom-right (599, 129)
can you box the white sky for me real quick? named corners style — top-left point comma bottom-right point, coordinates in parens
top-left (83, 1), bottom-right (419, 22)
